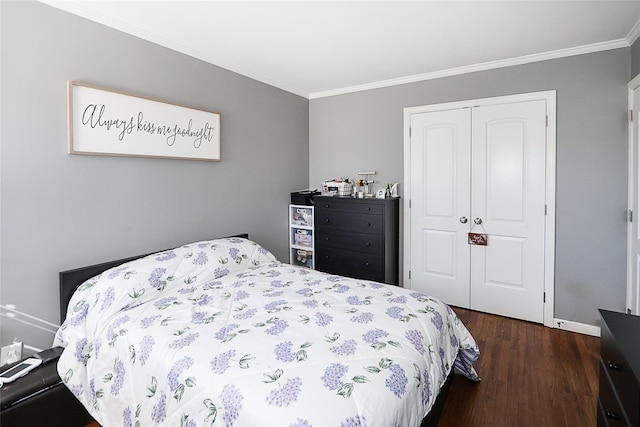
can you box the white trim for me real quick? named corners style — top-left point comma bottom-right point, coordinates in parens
top-left (400, 107), bottom-right (412, 288)
top-left (627, 75), bottom-right (640, 315)
top-left (627, 80), bottom-right (634, 315)
top-left (404, 91), bottom-right (558, 114)
top-left (630, 74), bottom-right (640, 91)
top-left (310, 40), bottom-right (628, 99)
top-left (403, 90), bottom-right (557, 328)
top-left (544, 93), bottom-right (557, 328)
top-left (553, 318), bottom-right (601, 337)
top-left (402, 110), bottom-right (412, 289)
top-left (627, 18), bottom-right (640, 45)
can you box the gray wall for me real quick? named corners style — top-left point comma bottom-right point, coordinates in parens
top-left (633, 37), bottom-right (640, 79)
top-left (310, 48), bottom-right (631, 327)
top-left (0, 1), bottom-right (309, 349)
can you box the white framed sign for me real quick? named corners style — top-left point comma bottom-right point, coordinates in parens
top-left (67, 81), bottom-right (221, 161)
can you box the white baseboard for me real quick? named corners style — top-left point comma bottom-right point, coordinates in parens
top-left (553, 318), bottom-right (601, 337)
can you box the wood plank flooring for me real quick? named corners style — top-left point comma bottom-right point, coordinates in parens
top-left (439, 307), bottom-right (601, 427)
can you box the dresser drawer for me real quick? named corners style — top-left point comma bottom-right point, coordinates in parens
top-left (316, 210), bottom-right (383, 234)
top-left (316, 248), bottom-right (383, 281)
top-left (316, 230), bottom-right (383, 255)
top-left (601, 323), bottom-right (640, 425)
top-left (315, 199), bottom-right (383, 215)
top-left (599, 360), bottom-right (632, 426)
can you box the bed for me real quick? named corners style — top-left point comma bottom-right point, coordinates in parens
top-left (54, 236), bottom-right (479, 427)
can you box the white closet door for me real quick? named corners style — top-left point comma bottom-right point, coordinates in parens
top-left (409, 108), bottom-right (471, 307)
top-left (408, 98), bottom-right (548, 323)
top-left (469, 100), bottom-right (547, 323)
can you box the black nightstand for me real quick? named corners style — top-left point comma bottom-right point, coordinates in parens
top-left (598, 309), bottom-right (640, 427)
top-left (0, 349), bottom-right (91, 427)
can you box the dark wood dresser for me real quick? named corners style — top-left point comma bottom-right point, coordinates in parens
top-left (598, 309), bottom-right (640, 427)
top-left (314, 195), bottom-right (399, 285)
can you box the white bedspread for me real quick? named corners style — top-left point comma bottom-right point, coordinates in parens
top-left (54, 238), bottom-right (479, 427)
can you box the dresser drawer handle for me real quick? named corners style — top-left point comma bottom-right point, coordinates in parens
top-left (365, 262), bottom-right (371, 267)
top-left (365, 242), bottom-right (371, 247)
top-left (365, 222), bottom-right (371, 227)
top-left (324, 218), bottom-right (330, 223)
top-left (324, 237), bottom-right (330, 241)
top-left (605, 410), bottom-right (621, 420)
top-left (607, 361), bottom-right (623, 371)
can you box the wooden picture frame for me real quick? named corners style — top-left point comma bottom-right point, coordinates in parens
top-left (67, 81), bottom-right (221, 161)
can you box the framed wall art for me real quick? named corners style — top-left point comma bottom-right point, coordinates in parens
top-left (67, 81), bottom-right (221, 161)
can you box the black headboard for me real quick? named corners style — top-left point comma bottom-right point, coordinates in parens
top-left (59, 234), bottom-right (249, 323)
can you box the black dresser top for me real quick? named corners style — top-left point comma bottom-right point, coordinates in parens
top-left (313, 195), bottom-right (400, 203)
top-left (600, 309), bottom-right (640, 382)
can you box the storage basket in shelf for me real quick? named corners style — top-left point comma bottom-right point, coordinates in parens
top-left (293, 228), bottom-right (313, 247)
top-left (290, 206), bottom-right (313, 227)
top-left (291, 249), bottom-right (313, 268)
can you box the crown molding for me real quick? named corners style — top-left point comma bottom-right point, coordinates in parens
top-left (309, 38), bottom-right (630, 99)
top-left (628, 17), bottom-right (640, 45)
top-left (39, 1), bottom-right (638, 101)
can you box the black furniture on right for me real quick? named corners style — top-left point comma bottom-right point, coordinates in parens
top-left (314, 195), bottom-right (399, 285)
top-left (598, 309), bottom-right (640, 427)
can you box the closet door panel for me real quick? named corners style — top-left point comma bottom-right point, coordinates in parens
top-left (486, 123), bottom-right (525, 222)
top-left (484, 235), bottom-right (525, 288)
top-left (409, 108), bottom-right (471, 308)
top-left (422, 229), bottom-right (456, 278)
top-left (470, 100), bottom-right (546, 323)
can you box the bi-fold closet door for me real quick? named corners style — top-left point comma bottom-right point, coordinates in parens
top-left (408, 100), bottom-right (547, 323)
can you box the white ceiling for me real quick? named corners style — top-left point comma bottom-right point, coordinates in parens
top-left (41, 1), bottom-right (640, 99)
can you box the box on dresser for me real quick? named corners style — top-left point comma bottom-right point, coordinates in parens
top-left (290, 190), bottom-right (320, 206)
top-left (598, 309), bottom-right (640, 427)
top-left (314, 195), bottom-right (399, 285)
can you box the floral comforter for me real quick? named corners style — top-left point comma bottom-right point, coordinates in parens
top-left (54, 238), bottom-right (479, 427)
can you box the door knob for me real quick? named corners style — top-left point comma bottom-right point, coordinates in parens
top-left (460, 217), bottom-right (468, 224)
top-left (474, 218), bottom-right (483, 225)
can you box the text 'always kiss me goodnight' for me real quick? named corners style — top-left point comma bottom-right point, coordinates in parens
top-left (81, 103), bottom-right (216, 148)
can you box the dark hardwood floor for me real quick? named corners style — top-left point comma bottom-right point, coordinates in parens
top-left (439, 307), bottom-right (600, 427)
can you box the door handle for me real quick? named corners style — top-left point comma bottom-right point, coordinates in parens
top-left (474, 218), bottom-right (483, 225)
top-left (460, 217), bottom-right (468, 224)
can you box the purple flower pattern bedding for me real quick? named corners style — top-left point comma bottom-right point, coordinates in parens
top-left (54, 238), bottom-right (479, 427)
